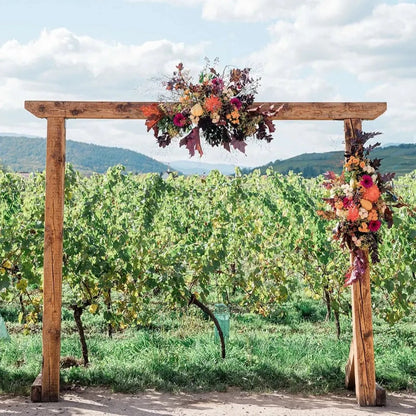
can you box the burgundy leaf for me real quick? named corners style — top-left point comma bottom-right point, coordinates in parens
top-left (223, 141), bottom-right (231, 152)
top-left (264, 118), bottom-right (275, 133)
top-left (380, 172), bottom-right (396, 183)
top-left (179, 127), bottom-right (203, 157)
top-left (384, 206), bottom-right (394, 228)
top-left (344, 249), bottom-right (366, 286)
top-left (365, 142), bottom-right (381, 155)
top-left (371, 158), bottom-right (382, 169)
top-left (230, 137), bottom-right (247, 154)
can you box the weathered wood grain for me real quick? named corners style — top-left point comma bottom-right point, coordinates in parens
top-left (350, 252), bottom-right (377, 406)
top-left (24, 101), bottom-right (387, 120)
top-left (345, 119), bottom-right (378, 406)
top-left (41, 117), bottom-right (66, 402)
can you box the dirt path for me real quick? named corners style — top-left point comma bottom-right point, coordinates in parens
top-left (1, 388), bottom-right (415, 416)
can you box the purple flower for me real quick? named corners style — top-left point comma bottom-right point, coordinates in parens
top-left (360, 175), bottom-right (373, 188)
top-left (368, 220), bottom-right (381, 232)
top-left (230, 98), bottom-right (242, 110)
top-left (173, 113), bottom-right (186, 127)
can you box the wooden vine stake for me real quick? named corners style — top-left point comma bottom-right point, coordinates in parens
top-left (344, 119), bottom-right (386, 406)
top-left (25, 101), bottom-right (386, 404)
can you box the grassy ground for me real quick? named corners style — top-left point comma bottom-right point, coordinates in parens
top-left (0, 300), bottom-right (415, 396)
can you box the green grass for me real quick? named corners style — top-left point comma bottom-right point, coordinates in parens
top-left (1, 303), bottom-right (415, 396)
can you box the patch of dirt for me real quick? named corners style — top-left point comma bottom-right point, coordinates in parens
top-left (0, 388), bottom-right (415, 415)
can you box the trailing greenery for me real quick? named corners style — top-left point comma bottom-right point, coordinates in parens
top-left (248, 143), bottom-right (416, 178)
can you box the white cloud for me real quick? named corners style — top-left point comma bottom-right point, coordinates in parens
top-left (0, 28), bottom-right (206, 107)
top-left (244, 2), bottom-right (416, 146)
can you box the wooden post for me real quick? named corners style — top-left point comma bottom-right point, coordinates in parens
top-left (344, 119), bottom-right (378, 406)
top-left (350, 250), bottom-right (377, 406)
top-left (41, 117), bottom-right (66, 402)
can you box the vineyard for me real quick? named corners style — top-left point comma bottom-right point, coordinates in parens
top-left (0, 165), bottom-right (415, 393)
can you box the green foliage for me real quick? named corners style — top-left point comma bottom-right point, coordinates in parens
top-left (1, 167), bottom-right (415, 331)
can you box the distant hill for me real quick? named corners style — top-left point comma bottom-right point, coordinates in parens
top-left (250, 143), bottom-right (416, 177)
top-left (0, 136), bottom-right (171, 174)
top-left (169, 160), bottom-right (239, 175)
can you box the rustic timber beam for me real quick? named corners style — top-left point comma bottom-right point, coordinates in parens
top-left (24, 101), bottom-right (387, 121)
top-left (344, 119), bottom-right (386, 407)
top-left (42, 117), bottom-right (66, 401)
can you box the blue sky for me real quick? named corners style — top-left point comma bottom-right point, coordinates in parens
top-left (0, 0), bottom-right (415, 167)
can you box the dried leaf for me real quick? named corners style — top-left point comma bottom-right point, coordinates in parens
top-left (230, 137), bottom-right (246, 154)
top-left (142, 104), bottom-right (164, 134)
top-left (179, 127), bottom-right (203, 157)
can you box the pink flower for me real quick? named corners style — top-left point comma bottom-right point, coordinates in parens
top-left (230, 98), bottom-right (242, 110)
top-left (368, 220), bottom-right (381, 232)
top-left (360, 175), bottom-right (373, 188)
top-left (173, 113), bottom-right (187, 127)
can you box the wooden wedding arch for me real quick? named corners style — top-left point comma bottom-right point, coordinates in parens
top-left (25, 100), bottom-right (387, 406)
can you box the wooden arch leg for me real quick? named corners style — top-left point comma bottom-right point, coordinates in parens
top-left (344, 120), bottom-right (385, 406)
top-left (31, 117), bottom-right (66, 402)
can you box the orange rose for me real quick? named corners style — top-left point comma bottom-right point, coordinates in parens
top-left (363, 184), bottom-right (380, 202)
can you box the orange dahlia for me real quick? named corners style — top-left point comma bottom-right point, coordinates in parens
top-left (347, 205), bottom-right (360, 222)
top-left (205, 95), bottom-right (222, 113)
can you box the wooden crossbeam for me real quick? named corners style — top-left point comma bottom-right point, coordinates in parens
top-left (24, 101), bottom-right (387, 121)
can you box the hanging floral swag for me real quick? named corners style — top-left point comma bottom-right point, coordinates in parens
top-left (143, 62), bottom-right (283, 157)
top-left (318, 131), bottom-right (405, 286)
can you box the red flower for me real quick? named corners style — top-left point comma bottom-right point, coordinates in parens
top-left (360, 175), bottom-right (373, 188)
top-left (230, 97), bottom-right (242, 110)
top-left (173, 113), bottom-right (187, 127)
top-left (343, 197), bottom-right (352, 208)
top-left (368, 220), bottom-right (381, 232)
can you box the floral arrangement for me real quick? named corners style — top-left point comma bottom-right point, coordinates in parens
top-left (318, 131), bottom-right (398, 286)
top-left (143, 62), bottom-right (283, 157)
